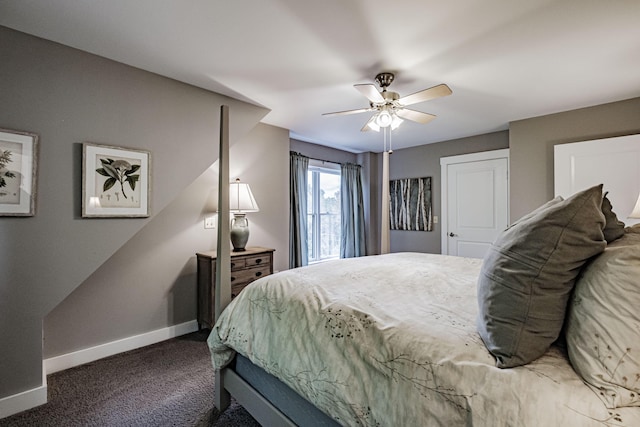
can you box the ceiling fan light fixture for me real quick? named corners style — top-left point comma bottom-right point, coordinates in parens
top-left (366, 119), bottom-right (381, 132)
top-left (375, 110), bottom-right (393, 127)
top-left (391, 114), bottom-right (403, 130)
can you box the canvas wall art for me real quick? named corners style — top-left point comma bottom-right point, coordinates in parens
top-left (82, 142), bottom-right (151, 217)
top-left (0, 128), bottom-right (38, 216)
top-left (390, 177), bottom-right (432, 231)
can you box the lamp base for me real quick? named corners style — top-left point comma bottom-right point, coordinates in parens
top-left (230, 213), bottom-right (250, 251)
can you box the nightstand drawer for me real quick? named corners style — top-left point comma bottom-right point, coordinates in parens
top-left (230, 259), bottom-right (246, 270)
top-left (231, 264), bottom-right (271, 285)
top-left (244, 254), bottom-right (270, 267)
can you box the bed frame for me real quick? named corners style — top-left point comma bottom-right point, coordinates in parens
top-left (213, 105), bottom-right (335, 426)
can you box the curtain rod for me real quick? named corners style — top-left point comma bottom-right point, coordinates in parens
top-left (291, 151), bottom-right (360, 167)
top-left (308, 156), bottom-right (341, 165)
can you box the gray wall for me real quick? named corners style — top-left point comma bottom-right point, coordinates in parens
top-left (290, 138), bottom-right (358, 164)
top-left (510, 97), bottom-right (640, 220)
top-left (381, 96), bottom-right (640, 253)
top-left (43, 123), bottom-right (290, 358)
top-left (386, 131), bottom-right (509, 253)
top-left (237, 124), bottom-right (290, 275)
top-left (356, 151), bottom-right (381, 256)
top-left (0, 26), bottom-right (289, 400)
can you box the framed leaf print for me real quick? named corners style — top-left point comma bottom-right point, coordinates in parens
top-left (0, 128), bottom-right (38, 216)
top-left (82, 142), bottom-right (151, 218)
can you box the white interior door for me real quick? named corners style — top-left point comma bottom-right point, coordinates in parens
top-left (441, 150), bottom-right (509, 258)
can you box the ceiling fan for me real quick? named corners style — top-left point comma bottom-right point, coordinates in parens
top-left (323, 72), bottom-right (452, 132)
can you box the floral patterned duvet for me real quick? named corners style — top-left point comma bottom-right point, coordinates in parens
top-left (208, 253), bottom-right (640, 426)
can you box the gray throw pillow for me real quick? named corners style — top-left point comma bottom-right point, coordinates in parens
top-left (601, 192), bottom-right (625, 243)
top-left (477, 184), bottom-right (607, 368)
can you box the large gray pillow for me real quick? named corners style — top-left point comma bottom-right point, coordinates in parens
top-left (477, 184), bottom-right (607, 368)
top-left (566, 230), bottom-right (640, 408)
top-left (601, 192), bottom-right (625, 243)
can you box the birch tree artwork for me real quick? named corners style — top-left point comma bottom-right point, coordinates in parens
top-left (390, 177), bottom-right (432, 231)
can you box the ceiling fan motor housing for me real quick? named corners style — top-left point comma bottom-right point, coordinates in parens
top-left (375, 72), bottom-right (395, 89)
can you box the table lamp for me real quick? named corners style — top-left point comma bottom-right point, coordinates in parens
top-left (229, 178), bottom-right (259, 251)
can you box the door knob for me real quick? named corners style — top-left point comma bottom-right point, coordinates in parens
top-left (449, 232), bottom-right (457, 237)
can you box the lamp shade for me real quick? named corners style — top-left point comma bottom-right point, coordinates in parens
top-left (365, 115), bottom-right (380, 132)
top-left (390, 114), bottom-right (403, 130)
top-left (629, 192), bottom-right (640, 218)
top-left (375, 110), bottom-right (393, 127)
top-left (229, 179), bottom-right (259, 213)
top-left (367, 110), bottom-right (403, 132)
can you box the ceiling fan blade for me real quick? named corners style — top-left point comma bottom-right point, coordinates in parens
top-left (397, 84), bottom-right (452, 106)
top-left (322, 107), bottom-right (374, 117)
top-left (354, 84), bottom-right (385, 103)
top-left (395, 108), bottom-right (437, 124)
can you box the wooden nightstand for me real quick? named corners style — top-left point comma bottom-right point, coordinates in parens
top-left (196, 246), bottom-right (275, 329)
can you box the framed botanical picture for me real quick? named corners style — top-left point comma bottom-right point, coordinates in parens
top-left (0, 128), bottom-right (38, 216)
top-left (82, 142), bottom-right (151, 218)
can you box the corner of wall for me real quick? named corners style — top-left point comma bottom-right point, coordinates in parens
top-left (0, 366), bottom-right (47, 419)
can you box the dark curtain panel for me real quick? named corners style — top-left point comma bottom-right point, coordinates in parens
top-left (289, 152), bottom-right (309, 268)
top-left (340, 162), bottom-right (366, 258)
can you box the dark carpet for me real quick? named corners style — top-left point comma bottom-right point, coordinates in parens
top-left (0, 330), bottom-right (261, 426)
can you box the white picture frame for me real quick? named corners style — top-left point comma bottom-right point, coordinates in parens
top-left (0, 128), bottom-right (38, 216)
top-left (82, 142), bottom-right (151, 218)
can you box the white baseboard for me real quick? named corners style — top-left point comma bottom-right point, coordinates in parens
top-left (0, 364), bottom-right (47, 419)
top-left (0, 320), bottom-right (198, 419)
top-left (0, 320), bottom-right (199, 420)
top-left (44, 319), bottom-right (199, 374)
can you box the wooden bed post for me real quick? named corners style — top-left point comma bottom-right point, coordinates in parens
top-left (210, 106), bottom-right (325, 426)
top-left (214, 104), bottom-right (231, 411)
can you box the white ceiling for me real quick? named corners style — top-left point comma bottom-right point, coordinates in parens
top-left (1, 0), bottom-right (639, 153)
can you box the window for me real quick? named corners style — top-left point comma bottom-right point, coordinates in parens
top-left (307, 162), bottom-right (341, 263)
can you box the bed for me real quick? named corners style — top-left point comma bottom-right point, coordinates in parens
top-left (209, 250), bottom-right (640, 426)
top-left (209, 107), bottom-right (640, 425)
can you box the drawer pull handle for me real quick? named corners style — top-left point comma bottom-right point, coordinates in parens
top-left (231, 293), bottom-right (237, 298)
top-left (255, 271), bottom-right (263, 277)
top-left (231, 276), bottom-right (236, 282)
top-left (231, 262), bottom-right (236, 268)
top-left (255, 258), bottom-right (263, 264)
